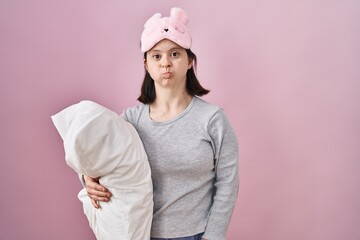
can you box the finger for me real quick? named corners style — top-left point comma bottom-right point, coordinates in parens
top-left (95, 184), bottom-right (110, 193)
top-left (88, 193), bottom-right (111, 202)
top-left (86, 180), bottom-right (111, 194)
top-left (86, 186), bottom-right (112, 198)
top-left (86, 185), bottom-right (108, 195)
top-left (91, 198), bottom-right (100, 209)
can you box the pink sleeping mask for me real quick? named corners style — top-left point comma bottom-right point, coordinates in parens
top-left (140, 7), bottom-right (192, 53)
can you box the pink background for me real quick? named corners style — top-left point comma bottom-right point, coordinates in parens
top-left (1, 1), bottom-right (359, 239)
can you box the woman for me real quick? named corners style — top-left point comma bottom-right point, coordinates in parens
top-left (84, 7), bottom-right (239, 240)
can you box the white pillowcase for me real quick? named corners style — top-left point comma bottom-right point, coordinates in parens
top-left (52, 100), bottom-right (153, 240)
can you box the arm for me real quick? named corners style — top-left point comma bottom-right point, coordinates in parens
top-left (202, 110), bottom-right (239, 240)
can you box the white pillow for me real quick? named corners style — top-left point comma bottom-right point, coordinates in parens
top-left (51, 100), bottom-right (153, 240)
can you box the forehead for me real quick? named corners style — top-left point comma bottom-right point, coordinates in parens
top-left (149, 39), bottom-right (185, 52)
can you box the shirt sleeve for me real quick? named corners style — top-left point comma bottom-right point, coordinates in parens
top-left (202, 109), bottom-right (239, 240)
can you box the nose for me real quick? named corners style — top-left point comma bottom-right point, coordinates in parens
top-left (160, 55), bottom-right (171, 67)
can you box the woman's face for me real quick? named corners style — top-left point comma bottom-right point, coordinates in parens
top-left (144, 39), bottom-right (192, 91)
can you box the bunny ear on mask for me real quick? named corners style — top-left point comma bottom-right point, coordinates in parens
top-left (144, 13), bottom-right (162, 28)
top-left (170, 7), bottom-right (189, 25)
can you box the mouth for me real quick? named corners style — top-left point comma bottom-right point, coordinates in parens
top-left (162, 72), bottom-right (173, 78)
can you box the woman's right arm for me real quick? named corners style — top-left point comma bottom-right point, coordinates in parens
top-left (83, 175), bottom-right (112, 209)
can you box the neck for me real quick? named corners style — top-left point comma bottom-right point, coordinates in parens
top-left (149, 89), bottom-right (193, 122)
top-left (153, 89), bottom-right (191, 108)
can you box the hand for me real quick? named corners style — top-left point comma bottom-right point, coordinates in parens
top-left (84, 176), bottom-right (112, 209)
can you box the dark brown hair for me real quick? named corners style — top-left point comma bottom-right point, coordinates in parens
top-left (137, 49), bottom-right (210, 104)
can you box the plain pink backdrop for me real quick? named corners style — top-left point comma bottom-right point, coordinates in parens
top-left (1, 1), bottom-right (359, 239)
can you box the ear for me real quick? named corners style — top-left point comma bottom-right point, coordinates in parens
top-left (144, 58), bottom-right (148, 71)
top-left (187, 58), bottom-right (193, 69)
top-left (144, 13), bottom-right (162, 28)
top-left (170, 7), bottom-right (189, 25)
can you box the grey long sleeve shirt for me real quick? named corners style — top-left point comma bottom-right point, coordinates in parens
top-left (123, 97), bottom-right (239, 240)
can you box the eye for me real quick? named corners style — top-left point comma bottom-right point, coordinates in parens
top-left (152, 53), bottom-right (161, 60)
top-left (171, 51), bottom-right (179, 58)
